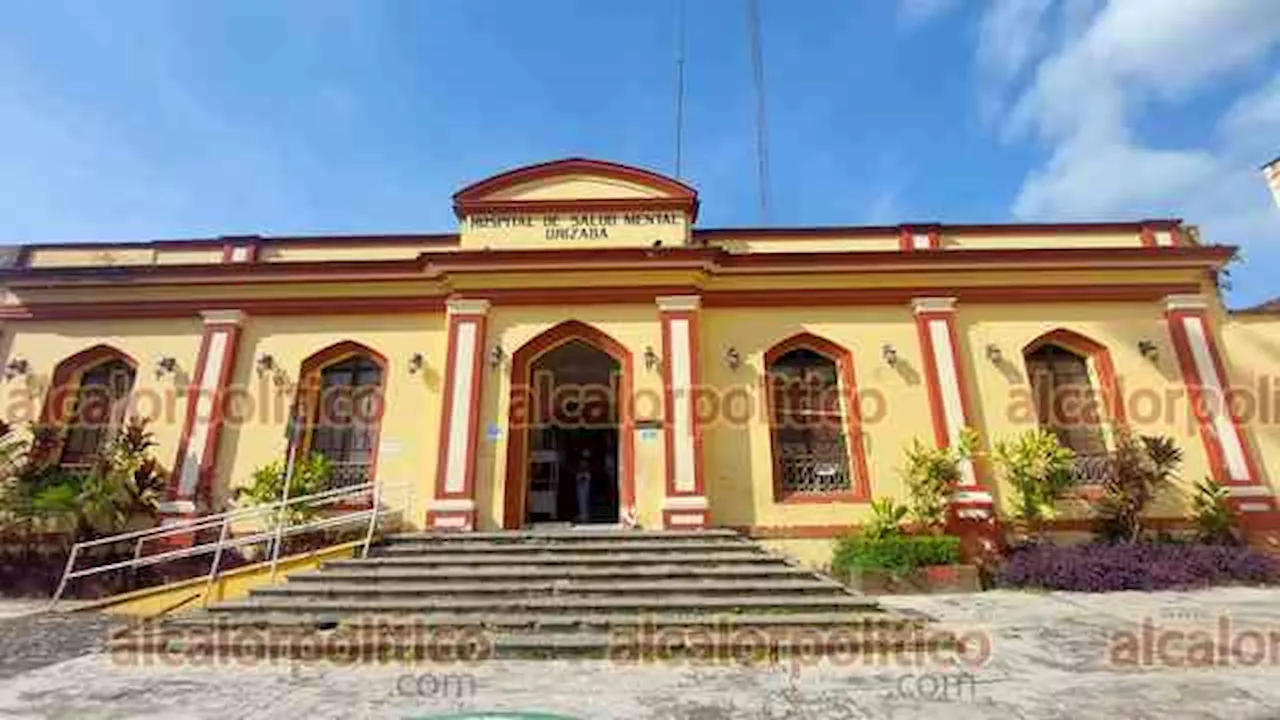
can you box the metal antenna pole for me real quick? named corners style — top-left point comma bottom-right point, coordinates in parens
top-left (674, 0), bottom-right (688, 179)
top-left (747, 0), bottom-right (771, 223)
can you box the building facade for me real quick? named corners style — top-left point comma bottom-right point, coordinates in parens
top-left (3, 158), bottom-right (1278, 564)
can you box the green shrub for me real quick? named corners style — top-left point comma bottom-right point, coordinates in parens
top-left (1093, 432), bottom-right (1182, 544)
top-left (865, 497), bottom-right (908, 540)
top-left (992, 429), bottom-right (1076, 539)
top-left (236, 453), bottom-right (333, 526)
top-left (902, 428), bottom-right (976, 532)
top-left (832, 534), bottom-right (962, 579)
top-left (1190, 478), bottom-right (1238, 545)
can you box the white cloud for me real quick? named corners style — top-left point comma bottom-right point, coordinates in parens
top-left (976, 0), bottom-right (1280, 304)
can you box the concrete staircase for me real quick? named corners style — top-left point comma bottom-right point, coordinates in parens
top-left (110, 529), bottom-right (936, 661)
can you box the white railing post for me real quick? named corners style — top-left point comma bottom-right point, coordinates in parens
top-left (268, 412), bottom-right (303, 582)
top-left (202, 515), bottom-right (233, 608)
top-left (48, 544), bottom-right (80, 611)
top-left (361, 481), bottom-right (381, 559)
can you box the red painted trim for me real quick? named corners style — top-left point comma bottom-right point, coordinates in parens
top-left (658, 308), bottom-right (706, 499)
top-left (0, 284), bottom-right (1206, 323)
top-left (169, 327), bottom-right (216, 500)
top-left (434, 312), bottom-right (488, 507)
top-left (761, 332), bottom-right (871, 504)
top-left (292, 340), bottom-right (389, 502)
top-left (1200, 315), bottom-right (1264, 485)
top-left (897, 227), bottom-right (912, 251)
top-left (502, 320), bottom-right (635, 529)
top-left (455, 197), bottom-right (697, 219)
top-left (1022, 328), bottom-right (1127, 426)
top-left (711, 245), bottom-right (1232, 270)
top-left (914, 313), bottom-right (951, 448)
top-left (1165, 308), bottom-right (1232, 485)
top-left (220, 240), bottom-right (260, 263)
top-left (1166, 309), bottom-right (1262, 485)
top-left (662, 509), bottom-right (708, 529)
top-left (2, 244), bottom-right (1233, 288)
top-left (452, 157), bottom-right (699, 220)
top-left (0, 297), bottom-right (447, 321)
top-left (694, 219), bottom-right (1184, 241)
top-left (425, 509), bottom-right (476, 531)
top-left (198, 325), bottom-right (242, 503)
top-left (19, 233), bottom-right (457, 254)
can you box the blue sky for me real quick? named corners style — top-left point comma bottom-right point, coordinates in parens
top-left (0, 1), bottom-right (1276, 306)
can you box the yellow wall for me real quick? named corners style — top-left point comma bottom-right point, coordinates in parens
top-left (217, 313), bottom-right (448, 525)
top-left (961, 301), bottom-right (1215, 518)
top-left (700, 306), bottom-right (933, 530)
top-left (1, 319), bottom-right (203, 470)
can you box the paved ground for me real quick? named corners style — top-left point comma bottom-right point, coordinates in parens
top-left (2, 588), bottom-right (1280, 719)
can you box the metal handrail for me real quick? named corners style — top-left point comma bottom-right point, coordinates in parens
top-left (49, 480), bottom-right (388, 610)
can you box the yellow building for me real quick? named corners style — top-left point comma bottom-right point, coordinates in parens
top-left (3, 158), bottom-right (1278, 563)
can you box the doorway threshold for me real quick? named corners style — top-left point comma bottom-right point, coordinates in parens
top-left (527, 522), bottom-right (626, 532)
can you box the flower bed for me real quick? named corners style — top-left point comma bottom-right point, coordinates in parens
top-left (998, 542), bottom-right (1280, 592)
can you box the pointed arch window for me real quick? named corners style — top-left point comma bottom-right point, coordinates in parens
top-left (1023, 330), bottom-right (1124, 484)
top-left (765, 334), bottom-right (870, 502)
top-left (296, 343), bottom-right (386, 488)
top-left (44, 347), bottom-right (138, 471)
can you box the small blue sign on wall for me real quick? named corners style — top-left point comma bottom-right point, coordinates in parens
top-left (486, 422), bottom-right (502, 441)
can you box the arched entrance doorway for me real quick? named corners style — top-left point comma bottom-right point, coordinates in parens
top-left (504, 321), bottom-right (634, 529)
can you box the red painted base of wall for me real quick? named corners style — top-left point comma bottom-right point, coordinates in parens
top-left (425, 510), bottom-right (476, 531)
top-left (946, 507), bottom-right (1002, 566)
top-left (662, 509), bottom-right (708, 529)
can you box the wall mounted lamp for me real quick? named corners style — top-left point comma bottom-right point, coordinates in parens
top-left (490, 345), bottom-right (505, 370)
top-left (881, 344), bottom-right (898, 367)
top-left (643, 346), bottom-right (660, 371)
top-left (3, 358), bottom-right (29, 381)
top-left (985, 343), bottom-right (1003, 365)
top-left (1138, 339), bottom-right (1159, 362)
top-left (155, 356), bottom-right (178, 378)
top-left (255, 353), bottom-right (276, 378)
top-left (725, 346), bottom-right (742, 371)
top-left (408, 352), bottom-right (426, 374)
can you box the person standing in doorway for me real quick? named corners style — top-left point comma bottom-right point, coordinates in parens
top-left (574, 449), bottom-right (593, 523)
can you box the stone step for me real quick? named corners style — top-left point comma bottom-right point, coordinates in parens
top-left (327, 551), bottom-right (775, 567)
top-left (253, 578), bottom-right (843, 598)
top-left (373, 540), bottom-right (753, 555)
top-left (383, 529), bottom-right (742, 543)
top-left (153, 610), bottom-right (916, 632)
top-left (293, 564), bottom-right (813, 583)
top-left (109, 626), bottom-right (940, 661)
top-left (206, 594), bottom-right (877, 615)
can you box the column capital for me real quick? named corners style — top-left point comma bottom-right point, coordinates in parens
top-left (656, 295), bottom-right (701, 312)
top-left (910, 297), bottom-right (957, 315)
top-left (446, 297), bottom-right (491, 316)
top-left (1164, 294), bottom-right (1208, 312)
top-left (199, 309), bottom-right (245, 326)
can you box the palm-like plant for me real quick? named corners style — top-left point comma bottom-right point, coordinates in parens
top-left (1093, 431), bottom-right (1182, 543)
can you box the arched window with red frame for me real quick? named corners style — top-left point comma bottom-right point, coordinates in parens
top-left (764, 333), bottom-right (870, 503)
top-left (295, 342), bottom-right (387, 488)
top-left (42, 345), bottom-right (138, 472)
top-left (1022, 329), bottom-right (1125, 485)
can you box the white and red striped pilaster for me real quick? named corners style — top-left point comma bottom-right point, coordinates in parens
top-left (1163, 294), bottom-right (1271, 513)
top-left (164, 310), bottom-right (245, 516)
top-left (658, 295), bottom-right (707, 528)
top-left (427, 298), bottom-right (490, 530)
top-left (912, 297), bottom-right (990, 518)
